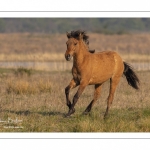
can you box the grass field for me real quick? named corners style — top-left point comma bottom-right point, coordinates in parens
top-left (0, 33), bottom-right (150, 132)
top-left (0, 68), bottom-right (150, 132)
top-left (0, 33), bottom-right (150, 62)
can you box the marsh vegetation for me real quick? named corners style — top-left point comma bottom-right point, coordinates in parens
top-left (0, 33), bottom-right (150, 132)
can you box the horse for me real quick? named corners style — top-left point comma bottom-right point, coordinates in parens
top-left (64, 30), bottom-right (140, 119)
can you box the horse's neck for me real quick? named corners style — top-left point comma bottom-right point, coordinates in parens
top-left (73, 42), bottom-right (88, 67)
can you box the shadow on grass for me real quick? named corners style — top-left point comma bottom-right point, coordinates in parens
top-left (2, 109), bottom-right (65, 117)
top-left (37, 111), bottom-right (65, 116)
top-left (2, 110), bottom-right (32, 116)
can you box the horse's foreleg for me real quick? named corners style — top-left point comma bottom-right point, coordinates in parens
top-left (66, 82), bottom-right (87, 117)
top-left (65, 79), bottom-right (78, 109)
top-left (104, 77), bottom-right (120, 119)
top-left (83, 84), bottom-right (102, 115)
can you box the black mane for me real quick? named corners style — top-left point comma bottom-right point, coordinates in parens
top-left (67, 30), bottom-right (95, 53)
top-left (67, 30), bottom-right (89, 46)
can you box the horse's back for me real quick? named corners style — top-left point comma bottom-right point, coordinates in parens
top-left (95, 50), bottom-right (123, 66)
top-left (88, 51), bottom-right (124, 84)
top-left (97, 50), bottom-right (124, 72)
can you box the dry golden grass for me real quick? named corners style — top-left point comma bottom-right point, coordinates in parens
top-left (121, 53), bottom-right (150, 62)
top-left (0, 52), bottom-right (149, 62)
top-left (0, 53), bottom-right (65, 62)
top-left (0, 33), bottom-right (150, 62)
top-left (6, 77), bottom-right (51, 95)
top-left (0, 33), bottom-right (65, 54)
top-left (0, 32), bottom-right (150, 132)
top-left (0, 69), bottom-right (150, 132)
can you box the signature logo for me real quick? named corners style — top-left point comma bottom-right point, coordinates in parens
top-left (0, 117), bottom-right (23, 129)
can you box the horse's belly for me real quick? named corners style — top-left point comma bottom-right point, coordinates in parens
top-left (89, 72), bottom-right (112, 85)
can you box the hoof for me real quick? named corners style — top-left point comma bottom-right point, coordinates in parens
top-left (82, 111), bottom-right (89, 115)
top-left (65, 108), bottom-right (75, 117)
top-left (64, 114), bottom-right (71, 118)
top-left (103, 114), bottom-right (109, 120)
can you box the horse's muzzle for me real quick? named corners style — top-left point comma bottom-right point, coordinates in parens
top-left (65, 54), bottom-right (72, 61)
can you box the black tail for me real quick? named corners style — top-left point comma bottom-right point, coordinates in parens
top-left (123, 62), bottom-right (140, 90)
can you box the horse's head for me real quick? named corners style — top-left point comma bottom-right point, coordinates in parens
top-left (65, 32), bottom-right (83, 61)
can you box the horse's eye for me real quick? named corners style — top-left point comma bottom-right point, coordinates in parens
top-left (74, 43), bottom-right (77, 46)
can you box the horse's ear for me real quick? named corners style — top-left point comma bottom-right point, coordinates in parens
top-left (79, 33), bottom-right (83, 41)
top-left (66, 32), bottom-right (71, 39)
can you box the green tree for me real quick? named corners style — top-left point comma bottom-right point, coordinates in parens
top-left (0, 19), bottom-right (5, 32)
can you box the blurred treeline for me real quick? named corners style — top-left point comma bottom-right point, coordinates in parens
top-left (1, 18), bottom-right (150, 34)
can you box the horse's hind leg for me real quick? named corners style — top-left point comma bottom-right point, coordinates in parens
top-left (104, 77), bottom-right (120, 119)
top-left (83, 84), bottom-right (102, 115)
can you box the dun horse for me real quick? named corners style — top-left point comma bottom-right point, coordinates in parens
top-left (65, 30), bottom-right (139, 118)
